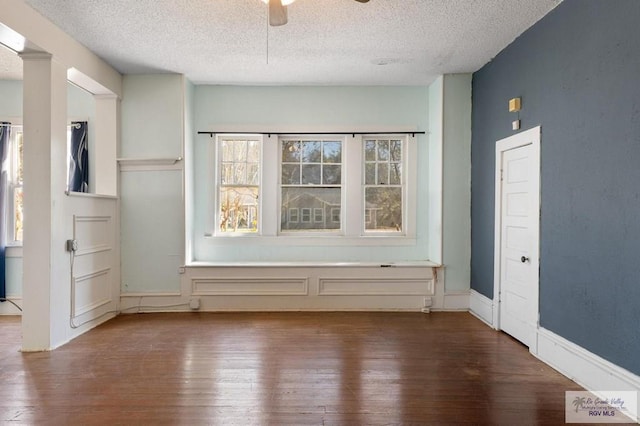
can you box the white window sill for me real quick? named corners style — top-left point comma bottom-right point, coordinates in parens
top-left (203, 235), bottom-right (417, 247)
top-left (187, 260), bottom-right (442, 268)
top-left (5, 245), bottom-right (23, 258)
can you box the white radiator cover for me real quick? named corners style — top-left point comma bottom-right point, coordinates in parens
top-left (121, 264), bottom-right (469, 312)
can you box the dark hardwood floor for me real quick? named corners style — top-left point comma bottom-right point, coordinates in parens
top-left (0, 312), bottom-right (584, 425)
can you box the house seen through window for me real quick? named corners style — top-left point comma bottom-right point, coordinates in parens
top-left (281, 139), bottom-right (342, 232)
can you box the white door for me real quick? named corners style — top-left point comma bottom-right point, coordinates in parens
top-left (494, 127), bottom-right (540, 349)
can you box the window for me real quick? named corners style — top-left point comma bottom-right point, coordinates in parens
top-left (331, 207), bottom-right (340, 223)
top-left (280, 139), bottom-right (342, 232)
top-left (7, 125), bottom-right (23, 244)
top-left (364, 138), bottom-right (403, 233)
top-left (2, 122), bottom-right (90, 246)
top-left (216, 136), bottom-right (260, 234)
top-left (209, 133), bottom-right (413, 244)
top-left (314, 208), bottom-right (324, 224)
top-left (288, 208), bottom-right (299, 223)
top-left (300, 208), bottom-right (311, 223)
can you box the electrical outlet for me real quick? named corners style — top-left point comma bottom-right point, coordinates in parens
top-left (189, 298), bottom-right (201, 310)
top-left (66, 239), bottom-right (78, 252)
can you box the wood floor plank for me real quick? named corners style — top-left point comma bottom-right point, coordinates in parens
top-left (0, 312), bottom-right (584, 424)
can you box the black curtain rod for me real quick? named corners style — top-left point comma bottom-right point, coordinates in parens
top-left (198, 131), bottom-right (426, 138)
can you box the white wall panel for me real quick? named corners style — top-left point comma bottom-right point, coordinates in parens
top-left (193, 278), bottom-right (309, 296)
top-left (72, 268), bottom-right (111, 317)
top-left (318, 278), bottom-right (433, 296)
top-left (66, 195), bottom-right (119, 334)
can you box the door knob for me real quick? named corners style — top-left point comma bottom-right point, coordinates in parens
top-left (521, 256), bottom-right (529, 263)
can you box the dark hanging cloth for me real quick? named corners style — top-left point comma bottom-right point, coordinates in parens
top-left (68, 121), bottom-right (89, 193)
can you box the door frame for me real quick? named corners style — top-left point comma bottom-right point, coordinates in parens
top-left (493, 126), bottom-right (541, 351)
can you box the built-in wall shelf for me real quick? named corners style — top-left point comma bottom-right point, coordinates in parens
top-left (118, 157), bottom-right (183, 171)
top-left (65, 191), bottom-right (118, 200)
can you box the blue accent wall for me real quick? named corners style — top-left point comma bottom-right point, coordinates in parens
top-left (471, 0), bottom-right (640, 375)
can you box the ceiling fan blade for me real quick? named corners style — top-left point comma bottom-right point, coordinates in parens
top-left (269, 0), bottom-right (288, 26)
top-left (354, 0), bottom-right (370, 2)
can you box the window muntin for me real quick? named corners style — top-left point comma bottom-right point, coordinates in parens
top-left (280, 139), bottom-right (342, 232)
top-left (363, 138), bottom-right (403, 233)
top-left (217, 137), bottom-right (261, 234)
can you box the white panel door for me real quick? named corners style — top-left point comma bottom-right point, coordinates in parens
top-left (494, 127), bottom-right (540, 349)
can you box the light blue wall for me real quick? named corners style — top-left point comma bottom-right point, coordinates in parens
top-left (0, 80), bottom-right (22, 115)
top-left (5, 257), bottom-right (22, 296)
top-left (193, 86), bottom-right (430, 262)
top-left (120, 74), bottom-right (184, 293)
top-left (120, 74), bottom-right (183, 158)
top-left (442, 75), bottom-right (471, 292)
top-left (120, 170), bottom-right (183, 293)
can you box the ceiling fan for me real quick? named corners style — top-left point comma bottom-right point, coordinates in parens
top-left (262, 0), bottom-right (370, 27)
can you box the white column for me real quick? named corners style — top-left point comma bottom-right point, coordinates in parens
top-left (94, 94), bottom-right (119, 196)
top-left (20, 52), bottom-right (68, 351)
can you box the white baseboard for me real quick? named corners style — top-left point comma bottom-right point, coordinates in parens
top-left (535, 327), bottom-right (640, 420)
top-left (119, 293), bottom-right (189, 313)
top-left (119, 293), bottom-right (436, 312)
top-left (434, 291), bottom-right (469, 311)
top-left (0, 297), bottom-right (22, 315)
top-left (469, 289), bottom-right (493, 326)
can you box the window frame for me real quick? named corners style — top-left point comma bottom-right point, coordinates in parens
top-left (207, 133), bottom-right (417, 247)
top-left (5, 123), bottom-right (23, 246)
top-left (212, 134), bottom-right (263, 237)
top-left (362, 136), bottom-right (406, 236)
top-left (278, 136), bottom-right (344, 235)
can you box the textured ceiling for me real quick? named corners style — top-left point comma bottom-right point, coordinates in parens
top-left (13, 0), bottom-right (562, 85)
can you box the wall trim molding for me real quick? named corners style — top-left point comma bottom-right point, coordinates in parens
top-left (72, 268), bottom-right (112, 317)
top-left (535, 327), bottom-right (640, 421)
top-left (193, 278), bottom-right (309, 296)
top-left (440, 291), bottom-right (470, 311)
top-left (469, 289), bottom-right (494, 326)
top-left (118, 266), bottom-right (471, 313)
top-left (121, 292), bottom-right (183, 298)
top-left (318, 278), bottom-right (433, 296)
